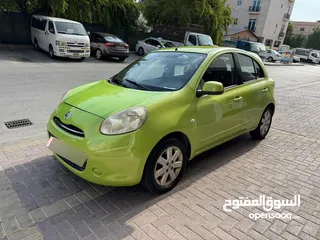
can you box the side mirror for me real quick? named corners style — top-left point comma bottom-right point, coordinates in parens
top-left (49, 28), bottom-right (55, 34)
top-left (157, 45), bottom-right (162, 48)
top-left (196, 81), bottom-right (224, 98)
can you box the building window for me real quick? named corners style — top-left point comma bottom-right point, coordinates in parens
top-left (248, 19), bottom-right (256, 32)
top-left (237, 0), bottom-right (242, 5)
top-left (276, 24), bottom-right (278, 28)
top-left (300, 28), bottom-right (305, 31)
top-left (234, 18), bottom-right (238, 25)
top-left (281, 4), bottom-right (283, 8)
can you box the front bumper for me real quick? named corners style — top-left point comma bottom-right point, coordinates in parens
top-left (47, 103), bottom-right (151, 186)
top-left (54, 46), bottom-right (91, 58)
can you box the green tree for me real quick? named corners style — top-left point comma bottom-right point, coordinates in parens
top-left (0, 0), bottom-right (141, 33)
top-left (306, 29), bottom-right (320, 50)
top-left (142, 0), bottom-right (233, 44)
top-left (284, 34), bottom-right (306, 48)
top-left (285, 23), bottom-right (293, 39)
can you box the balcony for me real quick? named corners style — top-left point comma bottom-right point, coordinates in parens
top-left (278, 32), bottom-right (285, 39)
top-left (284, 13), bottom-right (291, 20)
top-left (249, 6), bottom-right (261, 14)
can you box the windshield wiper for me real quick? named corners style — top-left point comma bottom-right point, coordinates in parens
top-left (123, 79), bottom-right (150, 90)
top-left (57, 31), bottom-right (68, 34)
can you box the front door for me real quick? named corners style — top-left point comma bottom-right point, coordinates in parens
top-left (196, 53), bottom-right (243, 150)
top-left (46, 21), bottom-right (56, 52)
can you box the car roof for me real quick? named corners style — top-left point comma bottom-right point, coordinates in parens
top-left (32, 15), bottom-right (80, 24)
top-left (92, 32), bottom-right (119, 38)
top-left (158, 46), bottom-right (260, 57)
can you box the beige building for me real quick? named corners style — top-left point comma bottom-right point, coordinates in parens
top-left (226, 0), bottom-right (295, 48)
top-left (291, 21), bottom-right (320, 36)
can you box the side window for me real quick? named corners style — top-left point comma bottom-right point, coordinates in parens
top-left (201, 53), bottom-right (236, 88)
top-left (96, 35), bottom-right (105, 43)
top-left (188, 35), bottom-right (197, 45)
top-left (253, 61), bottom-right (265, 78)
top-left (149, 40), bottom-right (160, 47)
top-left (238, 54), bottom-right (258, 82)
top-left (48, 21), bottom-right (55, 34)
top-left (145, 39), bottom-right (152, 45)
top-left (90, 33), bottom-right (96, 41)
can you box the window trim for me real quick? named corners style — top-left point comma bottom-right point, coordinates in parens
top-left (235, 53), bottom-right (266, 84)
top-left (196, 52), bottom-right (239, 91)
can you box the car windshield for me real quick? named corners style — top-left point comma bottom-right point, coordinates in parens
top-left (104, 36), bottom-right (123, 43)
top-left (55, 22), bottom-right (87, 36)
top-left (197, 35), bottom-right (214, 46)
top-left (251, 43), bottom-right (267, 53)
top-left (111, 52), bottom-right (206, 91)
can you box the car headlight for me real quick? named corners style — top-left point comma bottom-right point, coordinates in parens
top-left (100, 107), bottom-right (148, 135)
top-left (56, 41), bottom-right (66, 46)
top-left (85, 43), bottom-right (89, 47)
top-left (60, 90), bottom-right (71, 104)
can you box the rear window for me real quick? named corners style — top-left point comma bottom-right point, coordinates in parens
top-left (197, 35), bottom-right (213, 46)
top-left (104, 36), bottom-right (123, 43)
top-left (31, 17), bottom-right (47, 31)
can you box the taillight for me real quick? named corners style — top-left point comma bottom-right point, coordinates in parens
top-left (124, 44), bottom-right (129, 49)
top-left (104, 43), bottom-right (116, 47)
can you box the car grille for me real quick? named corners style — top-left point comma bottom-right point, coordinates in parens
top-left (68, 50), bottom-right (85, 53)
top-left (53, 117), bottom-right (85, 137)
top-left (67, 42), bottom-right (85, 47)
top-left (57, 154), bottom-right (87, 171)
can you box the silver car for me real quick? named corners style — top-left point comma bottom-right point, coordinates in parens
top-left (90, 32), bottom-right (130, 61)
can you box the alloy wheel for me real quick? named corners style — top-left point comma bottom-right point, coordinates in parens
top-left (154, 146), bottom-right (183, 187)
top-left (260, 110), bottom-right (271, 136)
top-left (96, 50), bottom-right (102, 60)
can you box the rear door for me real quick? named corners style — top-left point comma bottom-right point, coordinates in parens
top-left (234, 53), bottom-right (270, 131)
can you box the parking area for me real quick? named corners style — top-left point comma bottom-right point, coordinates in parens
top-left (1, 46), bottom-right (320, 240)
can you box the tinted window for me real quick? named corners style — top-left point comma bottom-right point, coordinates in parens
top-left (150, 40), bottom-right (160, 47)
top-left (188, 35), bottom-right (197, 45)
top-left (112, 52), bottom-right (206, 91)
top-left (145, 39), bottom-right (152, 45)
top-left (48, 21), bottom-right (55, 33)
top-left (201, 53), bottom-right (236, 88)
top-left (95, 35), bottom-right (105, 43)
top-left (238, 54), bottom-right (256, 82)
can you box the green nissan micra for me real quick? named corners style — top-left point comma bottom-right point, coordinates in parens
top-left (47, 46), bottom-right (275, 194)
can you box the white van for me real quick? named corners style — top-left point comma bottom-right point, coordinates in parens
top-left (30, 15), bottom-right (90, 60)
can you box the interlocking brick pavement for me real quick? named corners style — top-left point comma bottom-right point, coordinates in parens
top-left (1, 79), bottom-right (320, 239)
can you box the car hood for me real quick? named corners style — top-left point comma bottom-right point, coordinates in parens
top-left (56, 34), bottom-right (90, 44)
top-left (64, 80), bottom-right (172, 118)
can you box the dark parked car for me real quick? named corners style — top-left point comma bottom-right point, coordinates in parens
top-left (89, 32), bottom-right (130, 61)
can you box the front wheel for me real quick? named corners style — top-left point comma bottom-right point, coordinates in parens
top-left (49, 45), bottom-right (55, 59)
top-left (142, 138), bottom-right (188, 194)
top-left (118, 57), bottom-right (126, 62)
top-left (250, 107), bottom-right (273, 140)
top-left (267, 57), bottom-right (273, 62)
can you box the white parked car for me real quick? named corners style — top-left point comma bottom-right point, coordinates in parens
top-left (135, 38), bottom-right (176, 56)
top-left (266, 49), bottom-right (282, 62)
top-left (30, 15), bottom-right (90, 60)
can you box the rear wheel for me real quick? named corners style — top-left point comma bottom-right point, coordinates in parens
top-left (142, 138), bottom-right (188, 194)
top-left (34, 38), bottom-right (39, 50)
top-left (138, 47), bottom-right (144, 56)
top-left (49, 45), bottom-right (55, 59)
top-left (96, 49), bottom-right (102, 60)
top-left (250, 107), bottom-right (273, 140)
top-left (267, 57), bottom-right (273, 62)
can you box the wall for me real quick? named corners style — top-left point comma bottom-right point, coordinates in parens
top-left (0, 12), bottom-right (150, 50)
top-left (291, 21), bottom-right (320, 36)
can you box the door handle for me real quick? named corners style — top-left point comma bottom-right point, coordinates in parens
top-left (262, 88), bottom-right (268, 93)
top-left (233, 96), bottom-right (243, 102)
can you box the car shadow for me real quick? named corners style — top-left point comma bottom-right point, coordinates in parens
top-left (2, 133), bottom-right (261, 239)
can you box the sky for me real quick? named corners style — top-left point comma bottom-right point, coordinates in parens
top-left (291, 0), bottom-right (320, 22)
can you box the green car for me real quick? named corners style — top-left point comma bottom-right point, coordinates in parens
top-left (47, 46), bottom-right (275, 194)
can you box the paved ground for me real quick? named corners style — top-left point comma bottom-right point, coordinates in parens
top-left (1, 46), bottom-right (320, 240)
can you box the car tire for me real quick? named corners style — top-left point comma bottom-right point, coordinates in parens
top-left (95, 49), bottom-right (103, 60)
top-left (49, 45), bottom-right (55, 59)
top-left (80, 57), bottom-right (85, 61)
top-left (118, 57), bottom-right (126, 62)
top-left (142, 138), bottom-right (188, 194)
top-left (250, 107), bottom-right (273, 140)
top-left (34, 38), bottom-right (39, 50)
top-left (138, 47), bottom-right (144, 56)
top-left (267, 57), bottom-right (273, 62)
